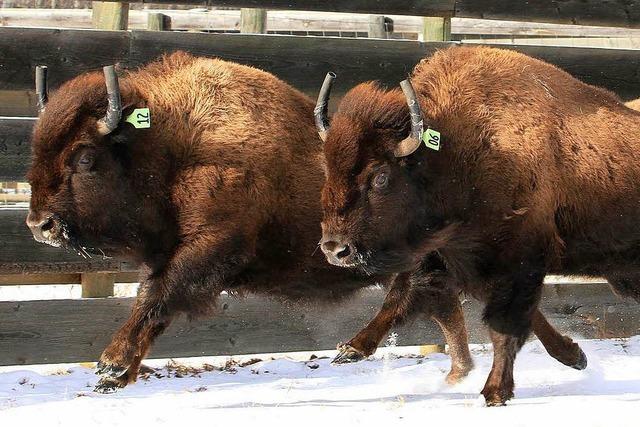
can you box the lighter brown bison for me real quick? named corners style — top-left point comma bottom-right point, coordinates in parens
top-left (318, 45), bottom-right (638, 406)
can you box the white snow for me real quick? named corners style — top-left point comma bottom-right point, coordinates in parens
top-left (1, 337), bottom-right (639, 426)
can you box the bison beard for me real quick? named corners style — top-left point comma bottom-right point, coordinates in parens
top-left (27, 51), bottom-right (584, 396)
top-left (319, 45), bottom-right (638, 406)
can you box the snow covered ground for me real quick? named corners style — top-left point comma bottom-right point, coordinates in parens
top-left (1, 337), bottom-right (639, 426)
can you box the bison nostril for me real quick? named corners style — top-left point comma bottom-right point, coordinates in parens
top-left (335, 244), bottom-right (352, 259)
top-left (41, 217), bottom-right (54, 233)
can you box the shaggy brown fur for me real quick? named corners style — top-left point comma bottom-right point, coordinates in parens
top-left (26, 52), bottom-right (477, 392)
top-left (320, 45), bottom-right (639, 406)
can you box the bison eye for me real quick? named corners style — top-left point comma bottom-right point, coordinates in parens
top-left (77, 150), bottom-right (95, 172)
top-left (372, 172), bottom-right (389, 189)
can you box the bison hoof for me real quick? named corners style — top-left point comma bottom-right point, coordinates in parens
top-left (96, 360), bottom-right (129, 379)
top-left (570, 347), bottom-right (588, 371)
top-left (485, 398), bottom-right (508, 407)
top-left (332, 344), bottom-right (367, 365)
top-left (481, 387), bottom-right (513, 407)
top-left (445, 365), bottom-right (473, 385)
top-left (94, 376), bottom-right (126, 394)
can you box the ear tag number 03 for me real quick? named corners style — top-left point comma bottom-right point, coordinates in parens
top-left (125, 108), bottom-right (151, 129)
top-left (422, 128), bottom-right (441, 151)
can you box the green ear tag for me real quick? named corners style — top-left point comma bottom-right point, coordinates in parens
top-left (422, 128), bottom-right (441, 151)
top-left (125, 108), bottom-right (151, 129)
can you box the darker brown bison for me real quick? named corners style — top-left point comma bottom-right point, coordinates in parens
top-left (318, 45), bottom-right (639, 406)
top-left (27, 51), bottom-right (580, 395)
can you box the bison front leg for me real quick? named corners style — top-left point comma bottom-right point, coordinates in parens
top-left (94, 225), bottom-right (254, 393)
top-left (481, 261), bottom-right (545, 406)
top-left (333, 272), bottom-right (413, 364)
top-left (95, 283), bottom-right (173, 393)
top-left (334, 269), bottom-right (474, 384)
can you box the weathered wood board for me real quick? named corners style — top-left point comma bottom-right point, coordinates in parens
top-left (0, 283), bottom-right (637, 366)
top-left (38, 0), bottom-right (640, 28)
top-left (5, 10), bottom-right (640, 39)
top-left (0, 118), bottom-right (35, 181)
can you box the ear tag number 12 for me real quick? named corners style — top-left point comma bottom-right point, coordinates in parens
top-left (125, 108), bottom-right (151, 129)
top-left (422, 128), bottom-right (441, 151)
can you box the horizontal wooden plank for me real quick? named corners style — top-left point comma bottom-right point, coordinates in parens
top-left (462, 37), bottom-right (640, 49)
top-left (89, 1), bottom-right (458, 17)
top-left (6, 10), bottom-right (640, 38)
top-left (0, 27), bottom-right (130, 94)
top-left (455, 0), bottom-right (640, 28)
top-left (33, 0), bottom-right (640, 28)
top-left (0, 117), bottom-right (34, 182)
top-left (0, 90), bottom-right (34, 117)
top-left (0, 27), bottom-right (430, 100)
top-left (2, 28), bottom-right (640, 105)
top-left (0, 271), bottom-right (139, 286)
top-left (0, 207), bottom-right (135, 274)
top-left (0, 282), bottom-right (637, 365)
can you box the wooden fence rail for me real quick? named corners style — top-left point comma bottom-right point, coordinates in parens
top-left (0, 282), bottom-right (638, 366)
top-left (44, 0), bottom-right (640, 28)
top-left (3, 28), bottom-right (640, 124)
top-left (6, 10), bottom-right (640, 39)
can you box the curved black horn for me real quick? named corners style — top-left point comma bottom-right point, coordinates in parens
top-left (35, 65), bottom-right (48, 113)
top-left (394, 78), bottom-right (424, 158)
top-left (314, 72), bottom-right (336, 142)
top-left (97, 65), bottom-right (122, 135)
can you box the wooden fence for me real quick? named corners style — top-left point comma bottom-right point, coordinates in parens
top-left (6, 10), bottom-right (640, 39)
top-left (1, 281), bottom-right (638, 366)
top-left (48, 0), bottom-right (640, 28)
top-left (1, 1), bottom-right (639, 366)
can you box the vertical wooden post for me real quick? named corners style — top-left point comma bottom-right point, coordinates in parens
top-left (81, 273), bottom-right (115, 298)
top-left (422, 17), bottom-right (452, 41)
top-left (368, 15), bottom-right (388, 39)
top-left (240, 8), bottom-right (267, 34)
top-left (85, 1), bottom-right (126, 299)
top-left (92, 1), bottom-right (129, 30)
top-left (147, 12), bottom-right (172, 31)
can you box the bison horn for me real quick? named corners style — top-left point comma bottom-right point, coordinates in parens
top-left (97, 65), bottom-right (123, 135)
top-left (314, 72), bottom-right (336, 142)
top-left (394, 78), bottom-right (424, 158)
top-left (35, 65), bottom-right (48, 113)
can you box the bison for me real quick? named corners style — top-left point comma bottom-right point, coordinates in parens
top-left (27, 51), bottom-right (581, 394)
top-left (317, 45), bottom-right (638, 406)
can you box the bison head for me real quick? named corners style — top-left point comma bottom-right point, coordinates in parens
top-left (316, 75), bottom-right (439, 275)
top-left (26, 66), bottom-right (172, 262)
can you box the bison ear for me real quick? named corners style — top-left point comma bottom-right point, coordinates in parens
top-left (121, 103), bottom-right (137, 119)
top-left (393, 79), bottom-right (423, 158)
